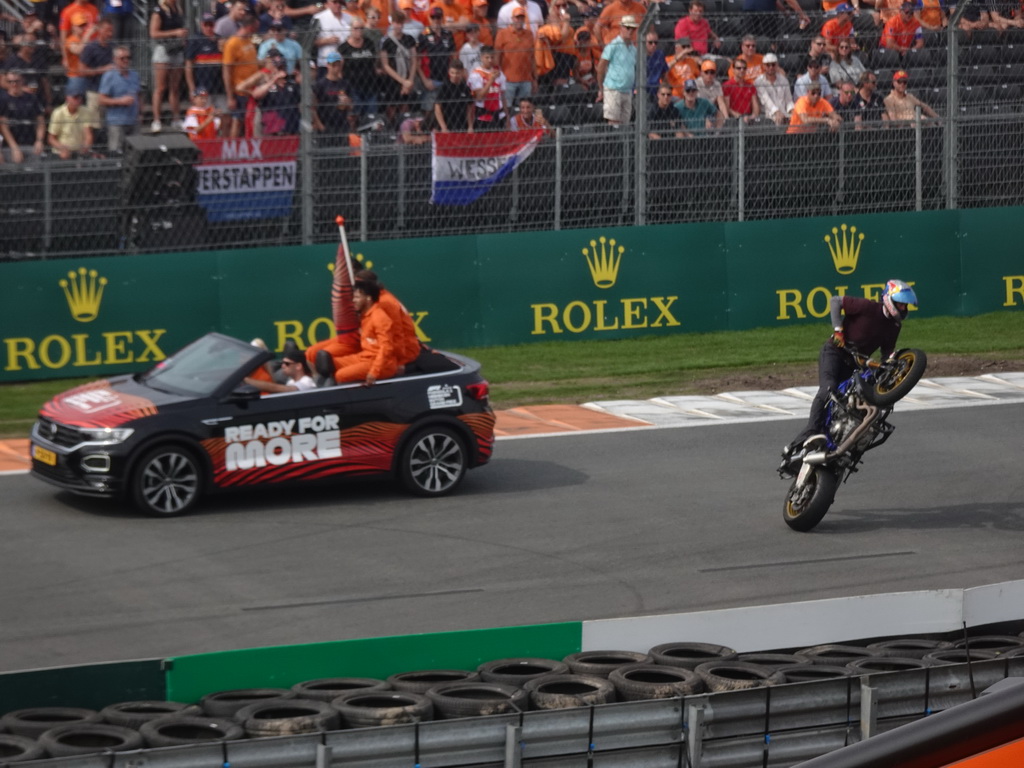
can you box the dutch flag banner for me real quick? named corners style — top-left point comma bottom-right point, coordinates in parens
top-left (431, 129), bottom-right (546, 206)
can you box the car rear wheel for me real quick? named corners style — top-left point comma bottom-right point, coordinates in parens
top-left (398, 426), bottom-right (467, 497)
top-left (130, 445), bottom-right (203, 517)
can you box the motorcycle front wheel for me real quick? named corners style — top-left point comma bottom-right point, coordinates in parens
top-left (783, 467), bottom-right (839, 532)
top-left (864, 348), bottom-right (928, 407)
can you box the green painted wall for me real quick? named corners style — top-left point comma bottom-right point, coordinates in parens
top-left (0, 660), bottom-right (164, 712)
top-left (165, 622), bottom-right (582, 704)
top-left (2, 208), bottom-right (1022, 383)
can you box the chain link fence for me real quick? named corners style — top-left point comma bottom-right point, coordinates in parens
top-left (2, 6), bottom-right (1024, 258)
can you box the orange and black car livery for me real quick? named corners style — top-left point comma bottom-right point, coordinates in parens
top-left (30, 333), bottom-right (495, 516)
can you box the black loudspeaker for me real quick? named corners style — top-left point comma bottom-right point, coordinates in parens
top-left (129, 203), bottom-right (209, 250)
top-left (121, 133), bottom-right (200, 207)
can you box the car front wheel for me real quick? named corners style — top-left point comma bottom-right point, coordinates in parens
top-left (398, 426), bottom-right (467, 497)
top-left (130, 445), bottom-right (203, 516)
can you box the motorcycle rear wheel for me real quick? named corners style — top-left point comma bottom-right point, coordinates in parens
top-left (783, 467), bottom-right (839, 532)
top-left (863, 348), bottom-right (928, 407)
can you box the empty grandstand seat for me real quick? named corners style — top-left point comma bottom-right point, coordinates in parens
top-left (1004, 44), bottom-right (1024, 64)
top-left (720, 0), bottom-right (745, 14)
top-left (903, 47), bottom-right (934, 69)
top-left (778, 33), bottom-right (807, 53)
top-left (964, 44), bottom-right (1001, 65)
top-left (924, 86), bottom-right (947, 108)
top-left (655, 17), bottom-right (677, 43)
top-left (993, 82), bottom-right (1021, 102)
top-left (969, 28), bottom-right (999, 46)
top-left (961, 83), bottom-right (992, 104)
top-left (874, 47), bottom-right (902, 70)
top-left (964, 64), bottom-right (1001, 85)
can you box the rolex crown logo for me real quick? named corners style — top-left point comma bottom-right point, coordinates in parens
top-left (327, 252), bottom-right (372, 273)
top-left (60, 267), bottom-right (108, 322)
top-left (824, 224), bottom-right (864, 275)
top-left (583, 236), bottom-right (623, 289)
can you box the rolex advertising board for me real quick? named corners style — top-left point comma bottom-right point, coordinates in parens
top-left (1, 208), bottom-right (1020, 383)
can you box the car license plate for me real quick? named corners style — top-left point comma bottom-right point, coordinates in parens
top-left (32, 444), bottom-right (57, 466)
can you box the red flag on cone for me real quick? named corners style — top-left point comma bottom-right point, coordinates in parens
top-left (332, 216), bottom-right (358, 335)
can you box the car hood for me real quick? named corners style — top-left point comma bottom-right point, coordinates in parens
top-left (40, 375), bottom-right (191, 429)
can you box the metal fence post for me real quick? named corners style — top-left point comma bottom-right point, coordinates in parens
top-left (737, 118), bottom-right (745, 222)
top-left (504, 724), bottom-right (523, 768)
top-left (945, 2), bottom-right (968, 209)
top-left (554, 127), bottom-right (562, 231)
top-left (360, 132), bottom-right (369, 242)
top-left (860, 682), bottom-right (878, 739)
top-left (300, 52), bottom-right (314, 245)
top-left (915, 106), bottom-right (923, 211)
top-left (686, 702), bottom-right (705, 768)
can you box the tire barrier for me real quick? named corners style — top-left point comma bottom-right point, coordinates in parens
top-left (523, 674), bottom-right (616, 710)
top-left (649, 642), bottom-right (738, 670)
top-left (0, 708), bottom-right (102, 739)
top-left (36, 723), bottom-right (143, 757)
top-left (386, 669), bottom-right (480, 694)
top-left (562, 650), bottom-right (653, 678)
top-left (694, 662), bottom-right (787, 693)
top-left (139, 716), bottom-right (245, 748)
top-left (0, 734), bottom-right (46, 763)
top-left (290, 678), bottom-right (391, 702)
top-left (607, 663), bottom-right (704, 701)
top-left (923, 648), bottom-right (1001, 666)
top-left (199, 688), bottom-right (296, 718)
top-left (953, 635), bottom-right (1024, 653)
top-left (798, 644), bottom-right (878, 666)
top-left (425, 683), bottom-right (528, 719)
top-left (736, 652), bottom-right (812, 669)
top-left (866, 638), bottom-right (956, 659)
top-left (235, 699), bottom-right (341, 738)
top-left (477, 657), bottom-right (570, 686)
top-left (778, 664), bottom-right (855, 683)
top-left (846, 656), bottom-right (931, 674)
top-left (100, 700), bottom-right (202, 729)
top-left (331, 691), bottom-right (433, 728)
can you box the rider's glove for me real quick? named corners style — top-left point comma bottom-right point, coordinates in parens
top-left (830, 329), bottom-right (845, 348)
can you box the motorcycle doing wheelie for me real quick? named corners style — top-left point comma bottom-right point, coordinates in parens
top-left (778, 346), bottom-right (929, 532)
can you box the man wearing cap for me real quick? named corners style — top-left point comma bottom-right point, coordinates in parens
top-left (787, 80), bottom-right (840, 133)
top-left (595, 0), bottom-right (647, 46)
top-left (673, 78), bottom-right (716, 135)
top-left (793, 55), bottom-right (831, 99)
top-left (469, 0), bottom-right (495, 47)
top-left (664, 37), bottom-right (699, 99)
top-left (883, 69), bottom-right (938, 122)
top-left (495, 5), bottom-right (536, 106)
top-left (259, 20), bottom-right (302, 76)
top-left (673, 0), bottom-right (720, 56)
top-left (58, 0), bottom-right (99, 58)
top-left (417, 7), bottom-right (457, 112)
top-left (245, 348), bottom-right (316, 393)
top-left (312, 50), bottom-right (354, 133)
top-left (597, 13), bottom-right (637, 125)
top-left (821, 3), bottom-right (856, 57)
top-left (186, 13), bottom-right (224, 110)
top-left (47, 81), bottom-right (97, 158)
top-left (753, 51), bottom-right (794, 126)
top-left (497, 0), bottom-right (543, 35)
top-left (695, 58), bottom-right (727, 128)
top-left (880, 2), bottom-right (924, 52)
top-left (183, 86), bottom-right (220, 139)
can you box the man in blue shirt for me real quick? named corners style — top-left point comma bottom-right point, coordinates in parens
top-left (98, 45), bottom-right (140, 153)
top-left (597, 13), bottom-right (638, 125)
top-left (673, 78), bottom-right (716, 135)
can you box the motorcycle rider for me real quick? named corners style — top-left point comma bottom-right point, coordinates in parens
top-left (782, 280), bottom-right (919, 471)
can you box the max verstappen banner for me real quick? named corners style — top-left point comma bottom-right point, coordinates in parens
top-left (194, 137), bottom-right (299, 222)
top-left (431, 129), bottom-right (545, 206)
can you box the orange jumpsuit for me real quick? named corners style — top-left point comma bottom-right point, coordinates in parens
top-left (378, 289), bottom-right (422, 365)
top-left (334, 302), bottom-right (400, 383)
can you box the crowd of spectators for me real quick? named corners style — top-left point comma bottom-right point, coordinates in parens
top-left (1, 0), bottom-right (1023, 162)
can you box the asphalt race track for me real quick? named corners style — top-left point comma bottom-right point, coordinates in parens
top-left (1, 402), bottom-right (1023, 673)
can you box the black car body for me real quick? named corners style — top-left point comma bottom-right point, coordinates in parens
top-left (30, 333), bottom-right (495, 515)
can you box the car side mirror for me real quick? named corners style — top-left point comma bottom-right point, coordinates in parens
top-left (222, 385), bottom-right (261, 404)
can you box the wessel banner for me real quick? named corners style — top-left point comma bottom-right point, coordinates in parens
top-left (1, 209), bottom-right (1021, 382)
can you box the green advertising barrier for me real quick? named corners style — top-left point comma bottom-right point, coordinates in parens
top-left (2, 208), bottom-right (1022, 383)
top-left (164, 622), bottom-right (582, 704)
top-left (0, 659), bottom-right (164, 712)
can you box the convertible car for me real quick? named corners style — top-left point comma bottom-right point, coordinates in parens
top-left (30, 333), bottom-right (495, 516)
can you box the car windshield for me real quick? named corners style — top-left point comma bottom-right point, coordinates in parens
top-left (141, 335), bottom-right (264, 398)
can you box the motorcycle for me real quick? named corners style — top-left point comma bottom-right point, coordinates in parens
top-left (779, 346), bottom-right (929, 532)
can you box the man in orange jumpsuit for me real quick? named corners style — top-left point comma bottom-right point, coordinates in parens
top-left (334, 281), bottom-right (401, 384)
top-left (355, 269), bottom-right (422, 366)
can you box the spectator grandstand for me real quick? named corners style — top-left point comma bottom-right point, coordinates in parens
top-left (0, 0), bottom-right (1022, 258)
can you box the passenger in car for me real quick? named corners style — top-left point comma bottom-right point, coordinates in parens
top-left (333, 280), bottom-right (401, 385)
top-left (355, 269), bottom-right (422, 368)
top-left (245, 347), bottom-right (317, 393)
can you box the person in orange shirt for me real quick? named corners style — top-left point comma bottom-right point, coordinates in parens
top-left (432, 0), bottom-right (473, 48)
top-left (63, 13), bottom-right (91, 86)
top-left (494, 7), bottom-right (536, 105)
top-left (728, 34), bottom-right (764, 81)
top-left (595, 0), bottom-right (647, 46)
top-left (222, 14), bottom-right (260, 138)
top-left (183, 87), bottom-right (220, 139)
top-left (356, 269), bottom-right (422, 367)
top-left (820, 3), bottom-right (856, 57)
top-left (470, 0), bottom-right (495, 46)
top-left (880, 2), bottom-right (924, 53)
top-left (873, 0), bottom-right (904, 28)
top-left (536, 1), bottom-right (574, 88)
top-left (788, 81), bottom-right (840, 133)
top-left (663, 36), bottom-right (700, 98)
top-left (59, 0), bottom-right (99, 60)
top-left (333, 281), bottom-right (401, 385)
top-left (917, 0), bottom-right (948, 30)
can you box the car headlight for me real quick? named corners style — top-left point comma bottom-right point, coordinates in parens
top-left (79, 427), bottom-right (135, 445)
